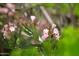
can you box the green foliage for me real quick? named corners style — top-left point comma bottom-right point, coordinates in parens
top-left (40, 38), bottom-right (57, 56)
top-left (4, 25), bottom-right (79, 56)
top-left (59, 3), bottom-right (69, 14)
top-left (10, 48), bottom-right (22, 56)
top-left (74, 4), bottom-right (79, 16)
top-left (10, 47), bottom-right (41, 56)
top-left (42, 3), bottom-right (56, 8)
top-left (54, 26), bottom-right (79, 56)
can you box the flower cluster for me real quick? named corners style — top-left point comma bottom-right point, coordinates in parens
top-left (39, 28), bottom-right (49, 42)
top-left (39, 27), bottom-right (60, 42)
top-left (1, 22), bottom-right (17, 39)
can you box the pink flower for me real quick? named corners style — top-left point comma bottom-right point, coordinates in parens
top-left (1, 22), bottom-right (17, 39)
top-left (8, 22), bottom-right (17, 32)
top-left (53, 28), bottom-right (59, 34)
top-left (39, 34), bottom-right (49, 43)
top-left (9, 26), bottom-right (16, 32)
top-left (41, 28), bottom-right (49, 40)
top-left (53, 28), bottom-right (60, 40)
top-left (41, 34), bottom-right (49, 40)
top-left (39, 29), bottom-right (49, 42)
top-left (43, 28), bottom-right (49, 34)
top-left (0, 8), bottom-right (8, 14)
top-left (30, 15), bottom-right (36, 22)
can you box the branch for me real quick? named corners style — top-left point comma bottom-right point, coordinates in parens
top-left (39, 6), bottom-right (56, 28)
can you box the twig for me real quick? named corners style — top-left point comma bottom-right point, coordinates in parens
top-left (39, 6), bottom-right (56, 28)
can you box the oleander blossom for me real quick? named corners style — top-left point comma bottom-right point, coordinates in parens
top-left (1, 22), bottom-right (17, 39)
top-left (30, 15), bottom-right (36, 22)
top-left (43, 28), bottom-right (49, 34)
top-left (42, 28), bottom-right (49, 39)
top-left (53, 27), bottom-right (60, 40)
top-left (8, 22), bottom-right (17, 32)
top-left (9, 26), bottom-right (16, 32)
top-left (39, 28), bottom-right (49, 42)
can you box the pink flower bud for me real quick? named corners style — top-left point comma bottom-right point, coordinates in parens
top-left (0, 8), bottom-right (8, 14)
top-left (30, 16), bottom-right (36, 22)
